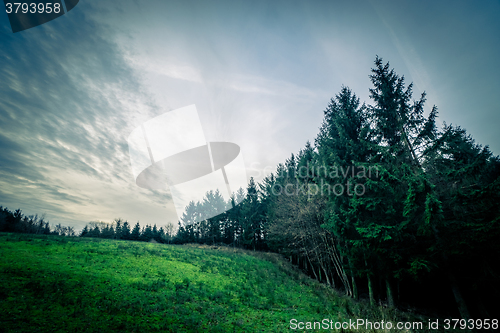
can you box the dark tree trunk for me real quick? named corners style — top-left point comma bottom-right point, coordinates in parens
top-left (432, 224), bottom-right (470, 320)
top-left (351, 274), bottom-right (358, 300)
top-left (368, 275), bottom-right (375, 306)
top-left (447, 270), bottom-right (470, 320)
top-left (385, 278), bottom-right (395, 308)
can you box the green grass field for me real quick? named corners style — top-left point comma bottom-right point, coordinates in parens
top-left (0, 233), bottom-right (464, 332)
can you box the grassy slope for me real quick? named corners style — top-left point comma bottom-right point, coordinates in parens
top-left (0, 233), bottom-right (464, 332)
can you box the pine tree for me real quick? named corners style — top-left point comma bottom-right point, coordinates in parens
top-left (130, 222), bottom-right (141, 241)
top-left (114, 218), bottom-right (123, 239)
top-left (80, 225), bottom-right (89, 237)
top-left (315, 85), bottom-right (376, 301)
top-left (240, 177), bottom-right (263, 250)
top-left (90, 225), bottom-right (101, 238)
top-left (121, 221), bottom-right (131, 240)
top-left (141, 225), bottom-right (153, 242)
top-left (421, 124), bottom-right (500, 318)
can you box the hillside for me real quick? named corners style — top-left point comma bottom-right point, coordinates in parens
top-left (0, 233), bottom-right (468, 332)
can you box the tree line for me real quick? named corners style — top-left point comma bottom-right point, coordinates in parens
top-left (0, 206), bottom-right (75, 236)
top-left (174, 57), bottom-right (500, 319)
top-left (80, 219), bottom-right (174, 243)
top-left (0, 206), bottom-right (175, 244)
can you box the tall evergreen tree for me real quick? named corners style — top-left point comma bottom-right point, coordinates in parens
top-left (130, 222), bottom-right (141, 241)
top-left (121, 221), bottom-right (131, 240)
top-left (240, 177), bottom-right (263, 250)
top-left (421, 124), bottom-right (500, 318)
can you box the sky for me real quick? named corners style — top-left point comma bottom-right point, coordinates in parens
top-left (0, 0), bottom-right (499, 230)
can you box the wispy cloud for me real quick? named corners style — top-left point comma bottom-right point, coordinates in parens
top-left (227, 74), bottom-right (321, 100)
top-left (0, 8), bottom-right (177, 228)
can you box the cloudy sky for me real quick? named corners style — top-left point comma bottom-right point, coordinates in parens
top-left (1, 0), bottom-right (499, 230)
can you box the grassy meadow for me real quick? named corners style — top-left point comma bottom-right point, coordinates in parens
top-left (0, 233), bottom-right (466, 332)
